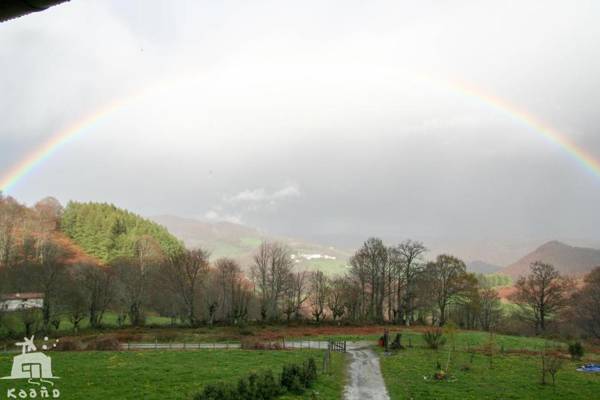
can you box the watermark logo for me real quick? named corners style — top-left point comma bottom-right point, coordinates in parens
top-left (1, 336), bottom-right (61, 399)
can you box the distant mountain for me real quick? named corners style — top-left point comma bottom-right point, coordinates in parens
top-left (501, 241), bottom-right (600, 278)
top-left (467, 260), bottom-right (502, 274)
top-left (151, 215), bottom-right (351, 275)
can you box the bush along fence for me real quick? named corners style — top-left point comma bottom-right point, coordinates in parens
top-left (194, 357), bottom-right (319, 400)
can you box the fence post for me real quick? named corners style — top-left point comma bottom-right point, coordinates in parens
top-left (155, 337), bottom-right (158, 350)
top-left (127, 341), bottom-right (130, 351)
top-left (183, 342), bottom-right (186, 350)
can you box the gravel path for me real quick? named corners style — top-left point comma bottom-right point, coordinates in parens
top-left (344, 343), bottom-right (390, 400)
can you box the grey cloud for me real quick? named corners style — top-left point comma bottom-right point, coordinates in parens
top-left (1, 0), bottom-right (600, 265)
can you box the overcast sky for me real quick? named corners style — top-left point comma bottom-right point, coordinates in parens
top-left (1, 0), bottom-right (600, 264)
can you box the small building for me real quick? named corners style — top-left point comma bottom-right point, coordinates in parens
top-left (0, 293), bottom-right (44, 312)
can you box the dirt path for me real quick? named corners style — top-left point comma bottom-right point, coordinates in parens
top-left (344, 343), bottom-right (390, 400)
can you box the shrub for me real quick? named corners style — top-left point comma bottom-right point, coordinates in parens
top-left (257, 370), bottom-right (282, 399)
top-left (194, 382), bottom-right (236, 400)
top-left (238, 327), bottom-right (255, 336)
top-left (423, 328), bottom-right (446, 349)
top-left (154, 331), bottom-right (179, 342)
top-left (87, 337), bottom-right (121, 351)
top-left (194, 359), bottom-right (317, 400)
top-left (281, 358), bottom-right (319, 394)
top-left (281, 364), bottom-right (305, 394)
top-left (568, 342), bottom-right (584, 360)
top-left (55, 338), bottom-right (82, 351)
top-left (303, 358), bottom-right (318, 386)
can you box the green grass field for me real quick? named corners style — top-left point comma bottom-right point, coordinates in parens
top-left (0, 311), bottom-right (173, 337)
top-left (378, 332), bottom-right (600, 399)
top-left (300, 258), bottom-right (349, 275)
top-left (0, 350), bottom-right (346, 400)
top-left (311, 330), bottom-right (566, 352)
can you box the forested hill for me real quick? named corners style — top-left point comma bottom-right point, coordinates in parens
top-left (61, 202), bottom-right (184, 263)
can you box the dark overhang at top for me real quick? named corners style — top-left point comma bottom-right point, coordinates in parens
top-left (0, 0), bottom-right (70, 23)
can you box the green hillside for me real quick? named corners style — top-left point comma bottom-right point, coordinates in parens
top-left (61, 202), bottom-right (184, 263)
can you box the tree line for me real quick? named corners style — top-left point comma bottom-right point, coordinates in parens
top-left (1, 194), bottom-right (599, 341)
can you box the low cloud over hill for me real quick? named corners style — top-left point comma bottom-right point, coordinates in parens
top-left (151, 215), bottom-right (351, 275)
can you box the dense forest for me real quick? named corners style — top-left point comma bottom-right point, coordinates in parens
top-left (61, 201), bottom-right (184, 263)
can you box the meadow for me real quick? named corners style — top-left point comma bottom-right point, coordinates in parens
top-left (2, 322), bottom-right (600, 400)
top-left (377, 331), bottom-right (600, 400)
top-left (0, 349), bottom-right (346, 400)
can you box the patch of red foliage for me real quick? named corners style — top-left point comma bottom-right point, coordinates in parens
top-left (51, 231), bottom-right (103, 267)
top-left (497, 285), bottom-right (517, 300)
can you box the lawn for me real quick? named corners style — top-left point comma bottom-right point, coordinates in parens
top-left (378, 332), bottom-right (600, 399)
top-left (0, 311), bottom-right (173, 337)
top-left (301, 258), bottom-right (349, 276)
top-left (0, 350), bottom-right (346, 400)
top-left (307, 329), bottom-right (566, 351)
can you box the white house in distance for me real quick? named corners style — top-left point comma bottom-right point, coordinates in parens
top-left (0, 293), bottom-right (44, 312)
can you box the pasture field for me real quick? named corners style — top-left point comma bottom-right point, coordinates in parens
top-left (377, 332), bottom-right (600, 400)
top-left (0, 350), bottom-right (346, 400)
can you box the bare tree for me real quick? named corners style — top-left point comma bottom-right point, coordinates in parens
top-left (162, 249), bottom-right (209, 326)
top-left (62, 276), bottom-right (88, 333)
top-left (283, 271), bottom-right (309, 322)
top-left (341, 275), bottom-right (363, 321)
top-left (571, 266), bottom-right (600, 338)
top-left (34, 240), bottom-right (66, 332)
top-left (393, 240), bottom-right (427, 326)
top-left (251, 241), bottom-right (294, 321)
top-left (76, 264), bottom-right (115, 328)
top-left (349, 252), bottom-right (369, 320)
top-left (328, 276), bottom-right (346, 321)
top-left (76, 264), bottom-right (116, 328)
top-left (33, 197), bottom-right (63, 232)
top-left (511, 262), bottom-right (573, 334)
top-left (18, 308), bottom-right (41, 337)
top-left (114, 235), bottom-right (164, 326)
top-left (214, 258), bottom-right (250, 324)
top-left (310, 270), bottom-right (329, 323)
top-left (351, 238), bottom-right (389, 322)
top-left (424, 254), bottom-right (469, 326)
top-left (0, 195), bottom-right (25, 269)
top-left (479, 288), bottom-right (502, 331)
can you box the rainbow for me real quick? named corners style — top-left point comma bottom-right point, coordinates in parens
top-left (1, 76), bottom-right (599, 194)
top-left (443, 77), bottom-right (600, 179)
top-left (0, 97), bottom-right (130, 194)
top-left (0, 78), bottom-right (168, 195)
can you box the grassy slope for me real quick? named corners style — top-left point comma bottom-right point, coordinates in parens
top-left (0, 350), bottom-right (345, 400)
top-left (378, 332), bottom-right (600, 400)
